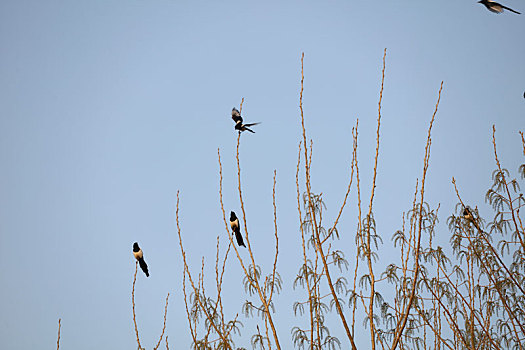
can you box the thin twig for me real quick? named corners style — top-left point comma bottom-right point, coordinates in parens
top-left (351, 122), bottom-right (362, 337)
top-left (132, 262), bottom-right (143, 350)
top-left (56, 318), bottom-right (61, 350)
top-left (323, 119), bottom-right (358, 244)
top-left (153, 293), bottom-right (170, 350)
top-left (365, 48), bottom-right (387, 350)
top-left (268, 170), bottom-right (279, 305)
top-left (182, 268), bottom-right (197, 345)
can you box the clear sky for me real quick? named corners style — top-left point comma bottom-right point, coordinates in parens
top-left (0, 0), bottom-right (523, 349)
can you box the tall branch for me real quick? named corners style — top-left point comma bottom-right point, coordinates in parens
top-left (298, 52), bottom-right (358, 350)
top-left (235, 120), bottom-right (282, 350)
top-left (391, 81), bottom-right (443, 350)
top-left (132, 262), bottom-right (144, 350)
top-left (365, 48), bottom-right (387, 349)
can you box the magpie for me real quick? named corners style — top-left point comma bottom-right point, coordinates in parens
top-left (230, 211), bottom-right (246, 247)
top-left (478, 0), bottom-right (521, 14)
top-left (463, 207), bottom-right (474, 222)
top-left (133, 242), bottom-right (150, 277)
top-left (463, 207), bottom-right (482, 231)
top-left (231, 107), bottom-right (260, 133)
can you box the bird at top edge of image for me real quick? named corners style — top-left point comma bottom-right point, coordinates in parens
top-left (478, 0), bottom-right (521, 14)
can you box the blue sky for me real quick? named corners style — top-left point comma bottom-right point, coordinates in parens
top-left (0, 0), bottom-right (523, 348)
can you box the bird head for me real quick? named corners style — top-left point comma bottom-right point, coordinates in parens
top-left (230, 211), bottom-right (236, 220)
top-left (133, 242), bottom-right (139, 252)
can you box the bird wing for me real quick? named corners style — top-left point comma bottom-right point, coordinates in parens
top-left (487, 3), bottom-right (504, 13)
top-left (232, 108), bottom-right (243, 123)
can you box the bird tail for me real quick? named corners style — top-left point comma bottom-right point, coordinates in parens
top-left (138, 258), bottom-right (150, 277)
top-left (503, 5), bottom-right (520, 14)
top-left (235, 232), bottom-right (246, 247)
top-left (243, 122), bottom-right (260, 133)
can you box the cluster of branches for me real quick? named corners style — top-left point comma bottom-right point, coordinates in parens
top-left (291, 50), bottom-right (445, 350)
top-left (124, 50), bottom-right (524, 349)
top-left (176, 98), bottom-right (281, 350)
top-left (289, 52), bottom-right (524, 349)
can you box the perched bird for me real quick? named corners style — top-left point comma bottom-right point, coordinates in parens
top-left (463, 207), bottom-right (481, 231)
top-left (478, 0), bottom-right (521, 14)
top-left (463, 207), bottom-right (474, 221)
top-left (230, 211), bottom-right (246, 247)
top-left (133, 242), bottom-right (150, 277)
top-left (231, 107), bottom-right (260, 133)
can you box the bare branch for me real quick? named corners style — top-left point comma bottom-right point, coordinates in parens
top-left (132, 262), bottom-right (143, 350)
top-left (153, 293), bottom-right (170, 350)
top-left (391, 81), bottom-right (443, 350)
top-left (56, 318), bottom-right (61, 350)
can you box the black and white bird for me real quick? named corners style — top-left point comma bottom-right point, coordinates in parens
top-left (478, 0), bottom-right (521, 14)
top-left (463, 207), bottom-right (474, 222)
top-left (231, 107), bottom-right (260, 133)
top-left (230, 211), bottom-right (246, 247)
top-left (463, 207), bottom-right (482, 231)
top-left (133, 242), bottom-right (150, 277)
